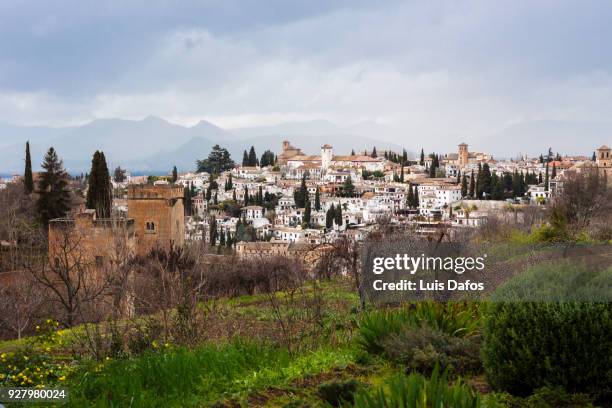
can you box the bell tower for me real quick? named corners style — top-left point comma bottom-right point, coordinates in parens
top-left (458, 143), bottom-right (469, 166)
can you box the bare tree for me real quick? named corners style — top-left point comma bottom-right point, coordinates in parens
top-left (551, 168), bottom-right (612, 248)
top-left (29, 221), bottom-right (108, 327)
top-left (0, 275), bottom-right (43, 339)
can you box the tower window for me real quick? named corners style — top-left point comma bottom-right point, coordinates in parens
top-left (145, 221), bottom-right (156, 233)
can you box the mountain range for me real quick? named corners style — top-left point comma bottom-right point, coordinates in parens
top-left (0, 117), bottom-right (609, 175)
top-left (0, 117), bottom-right (407, 174)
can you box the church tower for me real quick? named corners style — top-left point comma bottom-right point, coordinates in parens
top-left (458, 143), bottom-right (469, 166)
top-left (596, 145), bottom-right (611, 168)
top-left (321, 144), bottom-right (333, 170)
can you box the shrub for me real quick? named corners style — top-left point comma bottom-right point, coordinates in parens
top-left (318, 379), bottom-right (361, 406)
top-left (352, 366), bottom-right (489, 408)
top-left (487, 387), bottom-right (595, 408)
top-left (357, 302), bottom-right (480, 355)
top-left (482, 262), bottom-right (612, 399)
top-left (382, 326), bottom-right (482, 375)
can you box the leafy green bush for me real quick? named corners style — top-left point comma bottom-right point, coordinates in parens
top-left (382, 326), bottom-right (482, 375)
top-left (351, 366), bottom-right (490, 408)
top-left (486, 387), bottom-right (595, 408)
top-left (318, 379), bottom-right (361, 406)
top-left (482, 262), bottom-right (612, 399)
top-left (357, 302), bottom-right (480, 355)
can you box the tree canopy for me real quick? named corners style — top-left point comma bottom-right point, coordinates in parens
top-left (197, 145), bottom-right (235, 174)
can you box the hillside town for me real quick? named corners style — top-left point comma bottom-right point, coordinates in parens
top-left (2, 141), bottom-right (609, 268)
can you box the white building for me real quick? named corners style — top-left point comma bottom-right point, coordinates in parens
top-left (242, 205), bottom-right (264, 220)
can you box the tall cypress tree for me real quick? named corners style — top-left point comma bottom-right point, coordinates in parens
top-left (314, 186), bottom-right (321, 211)
top-left (171, 166), bottom-right (178, 183)
top-left (184, 186), bottom-right (192, 216)
top-left (209, 216), bottom-right (217, 246)
top-left (248, 146), bottom-right (257, 166)
top-left (294, 175), bottom-right (308, 207)
top-left (413, 186), bottom-right (419, 208)
top-left (303, 197), bottom-right (311, 227)
top-left (475, 163), bottom-right (483, 199)
top-left (326, 204), bottom-right (334, 229)
top-left (400, 164), bottom-right (405, 183)
top-left (24, 141), bottom-right (34, 193)
top-left (481, 163), bottom-right (492, 197)
top-left (242, 150), bottom-right (249, 166)
top-left (335, 203), bottom-right (343, 226)
top-left (371, 146), bottom-right (377, 158)
top-left (406, 183), bottom-right (414, 208)
top-left (468, 170), bottom-right (475, 198)
top-left (86, 151), bottom-right (112, 218)
top-left (551, 162), bottom-right (557, 179)
top-left (36, 147), bottom-right (71, 226)
top-left (461, 174), bottom-right (468, 198)
top-left (544, 162), bottom-right (549, 191)
top-left (419, 149), bottom-right (425, 166)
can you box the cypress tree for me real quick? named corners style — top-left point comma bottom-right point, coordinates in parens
top-left (326, 204), bottom-right (335, 229)
top-left (314, 186), bottom-right (321, 211)
top-left (538, 172), bottom-right (543, 184)
top-left (419, 149), bottom-right (425, 166)
top-left (456, 169), bottom-right (461, 184)
top-left (303, 197), bottom-right (311, 227)
top-left (406, 183), bottom-right (414, 208)
top-left (294, 175), bottom-right (308, 207)
top-left (36, 147), bottom-right (71, 226)
top-left (481, 163), bottom-right (492, 197)
top-left (468, 170), bottom-right (475, 198)
top-left (209, 216), bottom-right (217, 246)
top-left (592, 151), bottom-right (596, 161)
top-left (551, 162), bottom-right (557, 179)
top-left (544, 162), bottom-right (549, 191)
top-left (171, 166), bottom-right (178, 183)
top-left (232, 188), bottom-right (237, 202)
top-left (475, 163), bottom-right (483, 199)
top-left (512, 170), bottom-right (520, 197)
top-left (242, 150), bottom-right (249, 166)
top-left (400, 164), bottom-right (405, 183)
top-left (491, 173), bottom-right (504, 200)
top-left (371, 146), bottom-right (377, 158)
top-left (24, 141), bottom-right (34, 193)
top-left (351, 149), bottom-right (355, 156)
top-left (248, 146), bottom-right (257, 166)
top-left (413, 186), bottom-right (419, 208)
top-left (225, 173), bottom-right (233, 191)
top-left (335, 203), bottom-right (343, 226)
top-left (461, 174), bottom-right (468, 198)
top-left (86, 151), bottom-right (112, 218)
top-left (183, 186), bottom-right (192, 216)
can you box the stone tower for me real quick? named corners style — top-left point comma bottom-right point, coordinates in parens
top-left (458, 143), bottom-right (469, 166)
top-left (127, 184), bottom-right (184, 256)
top-left (321, 144), bottom-right (333, 170)
top-left (596, 145), bottom-right (611, 168)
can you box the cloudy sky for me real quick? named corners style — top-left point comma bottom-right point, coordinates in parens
top-left (1, 0), bottom-right (611, 148)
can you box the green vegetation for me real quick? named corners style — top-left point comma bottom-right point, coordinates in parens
top-left (2, 258), bottom-right (609, 407)
top-left (483, 263), bottom-right (612, 399)
top-left (352, 367), bottom-right (487, 408)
